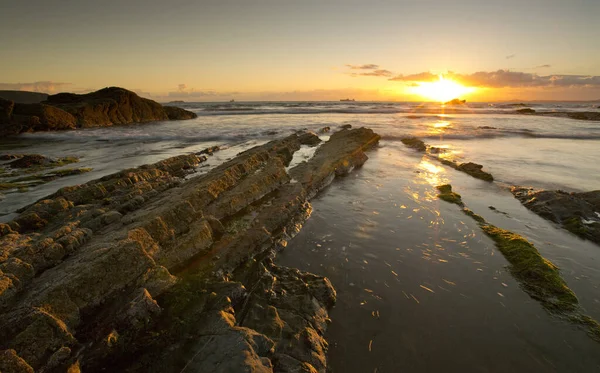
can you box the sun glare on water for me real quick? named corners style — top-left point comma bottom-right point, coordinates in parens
top-left (409, 75), bottom-right (476, 102)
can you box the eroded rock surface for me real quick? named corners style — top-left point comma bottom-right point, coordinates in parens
top-left (512, 188), bottom-right (600, 245)
top-left (0, 127), bottom-right (380, 372)
top-left (0, 87), bottom-right (197, 136)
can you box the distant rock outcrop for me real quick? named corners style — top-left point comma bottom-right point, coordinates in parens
top-left (444, 98), bottom-right (466, 105)
top-left (0, 87), bottom-right (197, 136)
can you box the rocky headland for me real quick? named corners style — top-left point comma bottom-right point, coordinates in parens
top-left (0, 127), bottom-right (380, 372)
top-left (0, 88), bottom-right (197, 136)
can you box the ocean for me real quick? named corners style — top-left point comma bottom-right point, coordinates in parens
top-left (1, 101), bottom-right (599, 371)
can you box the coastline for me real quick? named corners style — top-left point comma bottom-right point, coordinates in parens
top-left (0, 100), bottom-right (599, 371)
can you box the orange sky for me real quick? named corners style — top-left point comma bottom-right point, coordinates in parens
top-left (1, 1), bottom-right (599, 102)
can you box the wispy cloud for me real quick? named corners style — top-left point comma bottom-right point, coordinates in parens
top-left (345, 63), bottom-right (394, 78)
top-left (0, 81), bottom-right (72, 93)
top-left (346, 64), bottom-right (379, 70)
top-left (389, 70), bottom-right (600, 88)
top-left (389, 72), bottom-right (439, 82)
top-left (351, 69), bottom-right (394, 78)
top-left (506, 54), bottom-right (516, 59)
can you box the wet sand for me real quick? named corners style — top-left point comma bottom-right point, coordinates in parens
top-left (278, 141), bottom-right (600, 372)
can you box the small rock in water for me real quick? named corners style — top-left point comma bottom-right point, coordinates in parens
top-left (196, 145), bottom-right (220, 156)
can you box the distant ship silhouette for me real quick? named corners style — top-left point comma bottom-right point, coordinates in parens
top-left (340, 98), bottom-right (355, 102)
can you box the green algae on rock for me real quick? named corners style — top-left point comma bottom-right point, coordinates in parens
top-left (436, 184), bottom-right (463, 205)
top-left (437, 184), bottom-right (600, 343)
top-left (479, 224), bottom-right (578, 312)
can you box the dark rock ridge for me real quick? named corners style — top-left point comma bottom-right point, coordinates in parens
top-left (516, 108), bottom-right (536, 114)
top-left (0, 127), bottom-right (380, 372)
top-left (399, 136), bottom-right (494, 181)
top-left (444, 98), bottom-right (466, 105)
top-left (0, 87), bottom-right (197, 137)
top-left (440, 160), bottom-right (494, 182)
top-left (531, 111), bottom-right (600, 121)
top-left (511, 188), bottom-right (600, 245)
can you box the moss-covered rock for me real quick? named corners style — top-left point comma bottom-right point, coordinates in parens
top-left (436, 184), bottom-right (463, 205)
top-left (439, 184), bottom-right (600, 343)
top-left (480, 224), bottom-right (578, 311)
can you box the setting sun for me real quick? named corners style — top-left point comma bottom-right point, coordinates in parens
top-left (408, 74), bottom-right (476, 102)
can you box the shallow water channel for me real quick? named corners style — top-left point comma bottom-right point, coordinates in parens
top-left (278, 140), bottom-right (600, 372)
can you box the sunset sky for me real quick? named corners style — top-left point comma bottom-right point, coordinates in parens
top-left (1, 0), bottom-right (599, 101)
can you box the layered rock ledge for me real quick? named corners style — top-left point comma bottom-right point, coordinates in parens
top-left (511, 188), bottom-right (600, 245)
top-left (0, 127), bottom-right (380, 372)
top-left (0, 87), bottom-right (197, 136)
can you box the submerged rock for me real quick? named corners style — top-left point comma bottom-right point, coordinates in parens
top-left (0, 128), bottom-right (380, 372)
top-left (398, 136), bottom-right (494, 181)
top-left (429, 146), bottom-right (447, 154)
top-left (7, 155), bottom-right (78, 169)
top-left (440, 160), bottom-right (494, 182)
top-left (196, 145), bottom-right (220, 156)
top-left (511, 187), bottom-right (600, 245)
top-left (8, 155), bottom-right (55, 169)
top-left (516, 108), bottom-right (536, 114)
top-left (400, 137), bottom-right (426, 152)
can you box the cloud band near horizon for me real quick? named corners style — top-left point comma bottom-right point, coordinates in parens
top-left (388, 70), bottom-right (600, 89)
